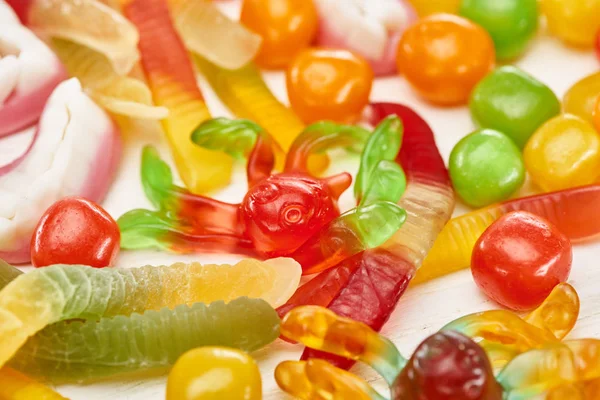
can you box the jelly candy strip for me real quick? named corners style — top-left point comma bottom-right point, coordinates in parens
top-left (280, 102), bottom-right (455, 369)
top-left (51, 38), bottom-right (168, 119)
top-left (0, 11), bottom-right (66, 137)
top-left (275, 360), bottom-right (386, 400)
top-left (121, 0), bottom-right (233, 194)
top-left (0, 79), bottom-right (121, 264)
top-left (0, 367), bottom-right (67, 399)
top-left (413, 184), bottom-right (600, 285)
top-left (290, 202), bottom-right (407, 275)
top-left (281, 306), bottom-right (405, 385)
top-left (0, 258), bottom-right (298, 367)
top-left (9, 297), bottom-right (280, 383)
top-left (194, 56), bottom-right (329, 173)
top-left (23, 0), bottom-right (140, 75)
top-left (354, 115), bottom-right (403, 203)
top-left (167, 0), bottom-right (262, 70)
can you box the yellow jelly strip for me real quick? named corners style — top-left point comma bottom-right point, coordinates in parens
top-left (0, 367), bottom-right (67, 400)
top-left (122, 0), bottom-right (233, 193)
top-left (195, 57), bottom-right (329, 173)
top-left (168, 0), bottom-right (262, 70)
top-left (28, 0), bottom-right (139, 75)
top-left (52, 38), bottom-right (168, 120)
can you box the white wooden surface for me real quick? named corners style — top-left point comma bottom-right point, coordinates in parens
top-left (4, 2), bottom-right (600, 398)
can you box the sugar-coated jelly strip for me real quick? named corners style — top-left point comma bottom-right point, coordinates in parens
top-left (0, 367), bottom-right (67, 399)
top-left (414, 184), bottom-right (600, 285)
top-left (121, 0), bottom-right (232, 193)
top-left (168, 0), bottom-right (261, 70)
top-left (194, 57), bottom-right (329, 173)
top-left (24, 0), bottom-right (139, 75)
top-left (52, 38), bottom-right (168, 119)
top-left (10, 297), bottom-right (279, 383)
top-left (275, 360), bottom-right (386, 400)
top-left (0, 260), bottom-right (293, 367)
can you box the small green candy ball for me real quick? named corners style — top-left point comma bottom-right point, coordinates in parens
top-left (470, 66), bottom-right (560, 149)
top-left (459, 0), bottom-right (538, 60)
top-left (450, 129), bottom-right (525, 208)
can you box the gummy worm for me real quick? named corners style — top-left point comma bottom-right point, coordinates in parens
top-left (194, 56), bottom-right (329, 173)
top-left (10, 297), bottom-right (279, 383)
top-left (414, 183), bottom-right (600, 284)
top-left (120, 0), bottom-right (233, 193)
top-left (0, 260), bottom-right (283, 367)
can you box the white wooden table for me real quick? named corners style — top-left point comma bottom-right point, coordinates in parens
top-left (4, 2), bottom-right (600, 398)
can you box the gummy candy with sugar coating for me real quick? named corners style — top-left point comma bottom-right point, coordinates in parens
top-left (10, 298), bottom-right (280, 383)
top-left (0, 258), bottom-right (298, 368)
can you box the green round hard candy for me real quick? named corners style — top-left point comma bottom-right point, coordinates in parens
top-left (470, 66), bottom-right (560, 149)
top-left (460, 0), bottom-right (538, 60)
top-left (450, 129), bottom-right (525, 208)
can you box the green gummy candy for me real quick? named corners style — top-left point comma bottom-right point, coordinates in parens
top-left (355, 116), bottom-right (403, 202)
top-left (470, 66), bottom-right (560, 149)
top-left (460, 0), bottom-right (538, 60)
top-left (450, 129), bottom-right (525, 208)
top-left (10, 297), bottom-right (279, 383)
top-left (361, 160), bottom-right (407, 206)
top-left (352, 201), bottom-right (407, 249)
top-left (140, 146), bottom-right (175, 210)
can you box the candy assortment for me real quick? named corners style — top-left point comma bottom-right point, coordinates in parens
top-left (1, 0), bottom-right (600, 399)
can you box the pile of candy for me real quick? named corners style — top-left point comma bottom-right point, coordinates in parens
top-left (1, 0), bottom-right (600, 398)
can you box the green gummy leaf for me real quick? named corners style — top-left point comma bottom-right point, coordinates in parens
top-left (355, 116), bottom-right (403, 202)
top-left (10, 297), bottom-right (280, 383)
top-left (117, 209), bottom-right (179, 251)
top-left (352, 201), bottom-right (407, 249)
top-left (191, 117), bottom-right (263, 159)
top-left (141, 146), bottom-right (175, 210)
top-left (361, 160), bottom-right (407, 206)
